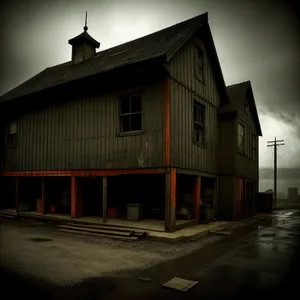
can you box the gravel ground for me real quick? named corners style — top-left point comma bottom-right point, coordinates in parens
top-left (0, 218), bottom-right (220, 286)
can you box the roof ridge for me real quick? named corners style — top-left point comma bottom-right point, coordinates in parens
top-left (226, 80), bottom-right (251, 89)
top-left (44, 13), bottom-right (207, 71)
top-left (94, 13), bottom-right (207, 57)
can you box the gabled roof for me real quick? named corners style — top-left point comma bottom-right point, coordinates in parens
top-left (0, 12), bottom-right (228, 104)
top-left (219, 81), bottom-right (262, 136)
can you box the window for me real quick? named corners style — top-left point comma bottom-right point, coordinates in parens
top-left (251, 133), bottom-right (256, 160)
top-left (245, 104), bottom-right (249, 115)
top-left (119, 94), bottom-right (142, 133)
top-left (193, 100), bottom-right (205, 145)
top-left (6, 122), bottom-right (17, 147)
top-left (238, 123), bottom-right (245, 153)
top-left (195, 46), bottom-right (204, 82)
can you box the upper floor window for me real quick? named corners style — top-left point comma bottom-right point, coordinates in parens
top-left (251, 133), bottom-right (256, 160)
top-left (193, 100), bottom-right (205, 145)
top-left (119, 94), bottom-right (142, 133)
top-left (6, 122), bottom-right (17, 147)
top-left (238, 123), bottom-right (245, 153)
top-left (245, 104), bottom-right (249, 115)
top-left (195, 46), bottom-right (204, 83)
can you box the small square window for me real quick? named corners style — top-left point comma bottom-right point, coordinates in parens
top-left (195, 47), bottom-right (204, 82)
top-left (245, 104), bottom-right (249, 115)
top-left (6, 122), bottom-right (17, 147)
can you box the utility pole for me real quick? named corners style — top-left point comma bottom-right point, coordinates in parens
top-left (267, 137), bottom-right (285, 208)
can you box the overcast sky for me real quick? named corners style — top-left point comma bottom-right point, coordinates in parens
top-left (1, 0), bottom-right (299, 168)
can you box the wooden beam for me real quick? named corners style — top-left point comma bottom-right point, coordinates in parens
top-left (71, 176), bottom-right (77, 218)
top-left (102, 176), bottom-right (107, 223)
top-left (41, 177), bottom-right (46, 214)
top-left (15, 177), bottom-right (19, 212)
top-left (0, 168), bottom-right (167, 177)
top-left (165, 168), bottom-right (176, 232)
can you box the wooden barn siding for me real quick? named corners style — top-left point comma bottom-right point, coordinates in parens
top-left (236, 98), bottom-right (259, 180)
top-left (169, 36), bottom-right (220, 174)
top-left (218, 118), bottom-right (236, 175)
top-left (3, 82), bottom-right (165, 171)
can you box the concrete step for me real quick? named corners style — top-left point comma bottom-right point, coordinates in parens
top-left (0, 211), bottom-right (17, 219)
top-left (58, 224), bottom-right (134, 237)
top-left (64, 222), bottom-right (135, 233)
top-left (58, 228), bottom-right (139, 241)
top-left (64, 222), bottom-right (147, 236)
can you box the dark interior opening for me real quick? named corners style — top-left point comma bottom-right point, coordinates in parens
top-left (107, 174), bottom-right (165, 220)
top-left (176, 174), bottom-right (195, 220)
top-left (0, 177), bottom-right (16, 210)
top-left (46, 177), bottom-right (71, 214)
top-left (78, 177), bottom-right (102, 217)
top-left (19, 177), bottom-right (43, 211)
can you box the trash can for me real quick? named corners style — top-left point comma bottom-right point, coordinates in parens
top-left (200, 202), bottom-right (212, 223)
top-left (126, 203), bottom-right (143, 222)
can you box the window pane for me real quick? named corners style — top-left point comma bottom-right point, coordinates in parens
top-left (199, 109), bottom-right (204, 124)
top-left (130, 113), bottom-right (142, 131)
top-left (10, 122), bottom-right (17, 134)
top-left (120, 115), bottom-right (130, 132)
top-left (121, 97), bottom-right (130, 114)
top-left (238, 135), bottom-right (244, 152)
top-left (238, 123), bottom-right (244, 135)
top-left (197, 48), bottom-right (203, 66)
top-left (194, 123), bottom-right (204, 144)
top-left (7, 134), bottom-right (16, 146)
top-left (193, 106), bottom-right (198, 122)
top-left (130, 95), bottom-right (142, 112)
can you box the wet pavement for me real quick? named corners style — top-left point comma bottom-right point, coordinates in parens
top-left (1, 209), bottom-right (300, 299)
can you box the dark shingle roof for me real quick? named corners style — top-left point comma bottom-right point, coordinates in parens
top-left (219, 81), bottom-right (250, 113)
top-left (219, 81), bottom-right (262, 136)
top-left (0, 13), bottom-right (208, 103)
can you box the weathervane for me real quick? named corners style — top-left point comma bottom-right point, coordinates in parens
top-left (84, 11), bottom-right (88, 31)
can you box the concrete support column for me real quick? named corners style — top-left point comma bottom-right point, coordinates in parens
top-left (165, 168), bottom-right (176, 232)
top-left (15, 177), bottom-right (19, 212)
top-left (193, 175), bottom-right (201, 223)
top-left (102, 176), bottom-right (107, 223)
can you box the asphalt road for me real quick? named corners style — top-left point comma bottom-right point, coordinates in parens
top-left (1, 209), bottom-right (299, 299)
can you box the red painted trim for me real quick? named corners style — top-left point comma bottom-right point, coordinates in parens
top-left (71, 176), bottom-right (77, 218)
top-left (0, 168), bottom-right (167, 177)
top-left (170, 168), bottom-right (176, 208)
top-left (193, 176), bottom-right (201, 222)
top-left (1, 171), bottom-right (71, 177)
top-left (164, 77), bottom-right (171, 167)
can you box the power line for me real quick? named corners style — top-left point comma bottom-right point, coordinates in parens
top-left (267, 137), bottom-right (285, 208)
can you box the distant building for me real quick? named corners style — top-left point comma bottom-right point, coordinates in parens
top-left (288, 187), bottom-right (298, 202)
